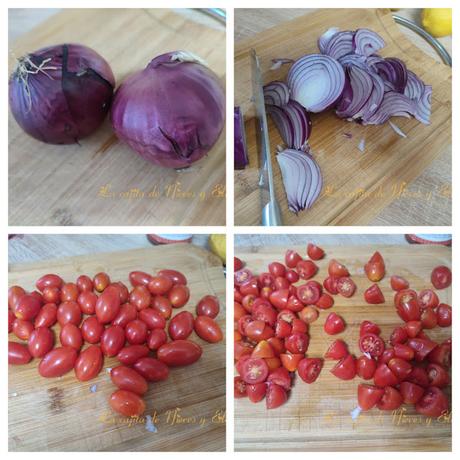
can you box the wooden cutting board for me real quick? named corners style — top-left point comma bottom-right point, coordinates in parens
top-left (8, 9), bottom-right (226, 226)
top-left (234, 9), bottom-right (451, 226)
top-left (8, 244), bottom-right (226, 451)
top-left (234, 244), bottom-right (451, 451)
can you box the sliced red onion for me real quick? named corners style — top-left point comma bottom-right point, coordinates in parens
top-left (363, 91), bottom-right (415, 125)
top-left (318, 27), bottom-right (340, 54)
top-left (353, 29), bottom-right (385, 56)
top-left (373, 57), bottom-right (407, 93)
top-left (339, 53), bottom-right (369, 70)
top-left (270, 58), bottom-right (294, 70)
top-left (325, 31), bottom-right (355, 60)
top-left (287, 54), bottom-right (345, 113)
top-left (359, 71), bottom-right (385, 121)
top-left (414, 85), bottom-right (432, 125)
top-left (234, 106), bottom-right (248, 169)
top-left (263, 81), bottom-right (289, 107)
top-left (276, 148), bottom-right (322, 213)
top-left (267, 100), bottom-right (312, 151)
top-left (389, 120), bottom-right (407, 138)
top-left (404, 70), bottom-right (425, 101)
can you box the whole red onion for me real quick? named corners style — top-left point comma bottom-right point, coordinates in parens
top-left (111, 51), bottom-right (225, 168)
top-left (9, 43), bottom-right (115, 144)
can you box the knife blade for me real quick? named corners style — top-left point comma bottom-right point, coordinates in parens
top-left (250, 49), bottom-right (282, 226)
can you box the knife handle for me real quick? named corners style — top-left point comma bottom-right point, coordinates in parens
top-left (262, 200), bottom-right (282, 226)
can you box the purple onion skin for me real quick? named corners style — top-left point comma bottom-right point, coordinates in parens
top-left (9, 44), bottom-right (115, 144)
top-left (111, 51), bottom-right (225, 169)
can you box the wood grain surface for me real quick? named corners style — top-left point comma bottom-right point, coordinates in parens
top-left (234, 8), bottom-right (451, 226)
top-left (234, 244), bottom-right (451, 451)
top-left (8, 244), bottom-right (226, 451)
top-left (8, 8), bottom-right (226, 226)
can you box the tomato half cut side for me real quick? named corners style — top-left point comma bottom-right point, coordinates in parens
top-left (359, 333), bottom-right (385, 358)
top-left (240, 358), bottom-right (269, 384)
top-left (431, 266), bottom-right (451, 290)
top-left (337, 277), bottom-right (356, 298)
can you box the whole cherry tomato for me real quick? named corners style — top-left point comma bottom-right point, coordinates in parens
top-left (266, 383), bottom-right (287, 409)
top-left (307, 243), bottom-right (325, 260)
top-left (33, 303), bottom-right (56, 328)
top-left (36, 274), bottom-right (63, 292)
top-left (324, 312), bottom-right (345, 335)
top-left (109, 390), bottom-right (145, 416)
top-left (168, 311), bottom-right (194, 340)
top-left (356, 355), bottom-right (377, 380)
top-left (109, 282), bottom-right (130, 304)
top-left (373, 363), bottom-right (398, 387)
top-left (151, 296), bottom-right (172, 319)
top-left (38, 346), bottom-right (78, 377)
top-left (285, 250), bottom-right (302, 268)
top-left (296, 260), bottom-right (318, 280)
top-left (330, 355), bottom-right (356, 380)
top-left (418, 289), bottom-right (439, 309)
top-left (148, 275), bottom-right (173, 296)
top-left (111, 365), bottom-right (148, 395)
top-left (129, 285), bottom-right (151, 311)
top-left (358, 384), bottom-right (384, 410)
top-left (377, 386), bottom-right (402, 411)
top-left (112, 302), bottom-right (138, 328)
top-left (325, 339), bottom-right (348, 360)
top-left (394, 289), bottom-right (420, 322)
top-left (196, 295), bottom-right (220, 318)
top-left (74, 345), bottom-right (103, 381)
top-left (101, 325), bottom-right (126, 356)
top-left (157, 269), bottom-right (187, 286)
top-left (234, 376), bottom-right (247, 398)
top-left (81, 316), bottom-right (104, 344)
top-left (133, 357), bottom-right (169, 382)
top-left (431, 266), bottom-right (451, 290)
top-left (12, 318), bottom-right (34, 340)
top-left (139, 308), bottom-right (166, 330)
top-left (42, 287), bottom-right (60, 304)
top-left (437, 303), bottom-right (452, 327)
top-left (117, 345), bottom-right (150, 365)
top-left (76, 275), bottom-right (93, 292)
top-left (390, 275), bottom-right (409, 291)
top-left (77, 291), bottom-right (98, 315)
top-left (60, 282), bottom-right (79, 302)
top-left (194, 316), bottom-right (223, 343)
top-left (337, 277), bottom-right (356, 298)
top-left (28, 327), bottom-right (54, 358)
top-left (57, 301), bottom-right (82, 326)
top-left (328, 259), bottom-right (349, 277)
top-left (13, 294), bottom-right (42, 321)
top-left (93, 272), bottom-right (110, 292)
top-left (415, 386), bottom-right (449, 417)
top-left (285, 269), bottom-right (299, 284)
top-left (364, 251), bottom-right (385, 282)
top-left (9, 341), bottom-right (32, 364)
top-left (298, 357), bottom-right (323, 383)
top-left (95, 287), bottom-right (120, 324)
top-left (8, 286), bottom-right (26, 310)
top-left (359, 333), bottom-right (385, 358)
top-left (400, 381), bottom-right (424, 404)
top-left (147, 329), bottom-right (168, 350)
top-left (364, 284), bottom-right (385, 304)
top-left (157, 339), bottom-right (202, 367)
top-left (129, 271), bottom-right (153, 287)
top-left (59, 323), bottom-right (83, 350)
top-left (168, 285), bottom-right (190, 308)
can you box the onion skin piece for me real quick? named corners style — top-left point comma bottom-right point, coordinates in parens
top-left (9, 43), bottom-right (115, 144)
top-left (111, 51), bottom-right (225, 169)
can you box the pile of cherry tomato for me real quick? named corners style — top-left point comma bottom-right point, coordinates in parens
top-left (234, 245), bottom-right (452, 417)
top-left (9, 268), bottom-right (223, 417)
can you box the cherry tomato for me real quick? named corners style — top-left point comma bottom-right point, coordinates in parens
top-left (9, 341), bottom-right (32, 364)
top-left (101, 325), bottom-right (126, 356)
top-left (325, 339), bottom-right (348, 360)
top-left (234, 376), bottom-right (247, 398)
top-left (42, 287), bottom-right (61, 304)
top-left (168, 285), bottom-right (190, 308)
top-left (407, 338), bottom-right (437, 361)
top-left (377, 386), bottom-right (402, 410)
top-left (247, 382), bottom-right (267, 403)
top-left (116, 345), bottom-right (150, 365)
top-left (266, 383), bottom-right (287, 409)
top-left (269, 289), bottom-right (289, 310)
top-left (76, 275), bottom-right (93, 292)
top-left (298, 357), bottom-right (323, 383)
top-left (296, 260), bottom-right (318, 280)
top-left (437, 303), bottom-right (452, 327)
top-left (421, 307), bottom-right (438, 329)
top-left (80, 316), bottom-right (104, 344)
top-left (267, 337), bottom-right (285, 356)
top-left (147, 328), bottom-right (167, 350)
top-left (61, 282), bottom-right (79, 302)
top-left (316, 293), bottom-right (334, 309)
top-left (274, 277), bottom-right (290, 291)
top-left (359, 333), bottom-right (384, 358)
top-left (148, 275), bottom-right (173, 296)
top-left (157, 269), bottom-right (187, 286)
top-left (168, 311), bottom-right (194, 340)
top-left (428, 341), bottom-right (451, 368)
top-left (234, 340), bottom-right (253, 361)
top-left (268, 262), bottom-right (286, 278)
top-left (8, 286), bottom-right (26, 310)
top-left (76, 291), bottom-right (97, 315)
top-left (399, 381), bottom-right (424, 404)
top-left (280, 353), bottom-right (303, 371)
top-left (307, 243), bottom-right (324, 260)
top-left (266, 367), bottom-right (291, 390)
top-left (139, 308), bottom-right (166, 330)
top-left (95, 288), bottom-right (121, 324)
top-left (418, 289), bottom-right (439, 310)
top-left (38, 346), bottom-right (78, 377)
top-left (390, 275), bottom-right (409, 291)
top-left (378, 348), bottom-right (395, 365)
top-left (364, 251), bottom-right (385, 282)
top-left (285, 333), bottom-right (309, 354)
top-left (258, 272), bottom-right (275, 288)
top-left (427, 363), bottom-right (449, 387)
top-left (393, 343), bottom-right (414, 361)
top-left (324, 312), bottom-right (345, 335)
top-left (12, 318), bottom-right (34, 340)
top-left (13, 294), bottom-right (42, 321)
top-left (151, 296), bottom-right (172, 319)
top-left (394, 289), bottom-right (420, 322)
top-left (285, 269), bottom-right (299, 284)
top-left (285, 250), bottom-right (302, 268)
top-left (74, 345), bottom-right (103, 381)
top-left (390, 326), bottom-right (408, 346)
top-left (27, 327), bottom-right (54, 358)
top-left (129, 285), bottom-right (151, 311)
top-left (331, 354), bottom-right (356, 380)
top-left (323, 276), bottom-right (339, 295)
top-left (252, 302), bottom-right (277, 326)
top-left (297, 283), bottom-right (321, 305)
top-left (405, 320), bottom-right (422, 338)
top-left (133, 357), bottom-right (169, 382)
top-left (157, 339), bottom-right (202, 367)
top-left (57, 301), bottom-right (82, 326)
top-left (241, 294), bottom-right (256, 313)
top-left (388, 358), bottom-right (412, 380)
top-left (359, 320), bottom-right (380, 337)
top-left (328, 259), bottom-right (349, 277)
top-left (337, 277), bottom-right (356, 298)
top-left (109, 282), bottom-right (130, 304)
top-left (373, 363), bottom-right (398, 387)
top-left (109, 390), bottom-right (145, 416)
top-left (111, 365), bottom-right (148, 395)
top-left (358, 384), bottom-right (384, 410)
top-left (8, 310), bottom-right (14, 333)
top-left (431, 266), bottom-right (451, 290)
top-left (195, 316), bottom-right (223, 343)
top-left (112, 302), bottom-right (137, 328)
top-left (93, 272), bottom-right (110, 292)
top-left (36, 274), bottom-right (63, 292)
top-left (234, 257), bottom-right (244, 271)
top-left (195, 295), bottom-right (220, 318)
top-left (59, 323), bottom-right (83, 350)
top-left (245, 320), bottom-right (274, 342)
top-left (129, 271), bottom-right (152, 287)
top-left (298, 306), bottom-right (319, 324)
top-left (407, 367), bottom-right (430, 388)
top-left (234, 269), bottom-right (253, 286)
top-left (125, 319), bottom-right (148, 345)
top-left (364, 284), bottom-right (385, 304)
top-left (415, 386), bottom-right (449, 417)
top-left (356, 355), bottom-right (377, 379)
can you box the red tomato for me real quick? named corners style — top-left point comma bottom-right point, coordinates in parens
top-left (274, 277), bottom-right (290, 291)
top-left (358, 384), bottom-right (384, 410)
top-left (241, 294), bottom-right (256, 313)
top-left (245, 320), bottom-right (274, 342)
top-left (59, 323), bottom-right (83, 350)
top-left (267, 367), bottom-right (291, 390)
top-left (36, 274), bottom-right (63, 292)
top-left (297, 283), bottom-right (321, 305)
top-left (323, 276), bottom-right (339, 295)
top-left (364, 251), bottom-right (385, 282)
top-left (418, 289), bottom-right (439, 309)
top-left (240, 278), bottom-right (259, 297)
top-left (194, 316), bottom-right (223, 343)
top-left (112, 302), bottom-right (138, 328)
top-left (157, 269), bottom-right (187, 286)
top-left (234, 376), bottom-right (247, 398)
top-left (269, 289), bottom-right (289, 310)
top-left (117, 345), bottom-right (150, 365)
top-left (364, 284), bottom-right (385, 304)
top-left (373, 363), bottom-right (398, 387)
top-left (234, 340), bottom-right (253, 361)
top-left (259, 272), bottom-right (275, 288)
top-left (101, 325), bottom-right (126, 356)
top-left (125, 319), bottom-right (148, 345)
top-left (407, 367), bottom-right (430, 388)
top-left (328, 259), bottom-right (349, 277)
top-left (147, 328), bottom-right (168, 350)
top-left (168, 311), bottom-right (194, 340)
top-left (400, 381), bottom-right (424, 404)
top-left (298, 306), bottom-right (319, 324)
top-left (316, 293), bottom-right (334, 309)
top-left (9, 341), bottom-right (32, 364)
top-left (393, 343), bottom-right (414, 361)
top-left (421, 307), bottom-right (438, 329)
top-left (356, 355), bottom-right (377, 380)
top-left (360, 320), bottom-right (381, 337)
top-left (12, 319), bottom-right (34, 340)
top-left (427, 363), bottom-right (449, 387)
top-left (252, 302), bottom-right (277, 326)
top-left (8, 310), bottom-right (14, 333)
top-left (234, 257), bottom-right (244, 271)
top-left (268, 262), bottom-right (286, 278)
top-left (296, 260), bottom-right (318, 280)
top-left (234, 301), bottom-right (245, 321)
top-left (378, 348), bottom-right (395, 365)
top-left (337, 277), bottom-right (356, 298)
top-left (111, 365), bottom-right (148, 395)
top-left (388, 358), bottom-right (412, 380)
top-left (330, 355), bottom-right (356, 380)
top-left (151, 296), bottom-right (172, 319)
top-left (284, 295), bottom-right (302, 313)
top-left (405, 320), bottom-right (422, 338)
top-left (81, 316), bottom-right (104, 344)
top-left (324, 313), bottom-right (345, 335)
top-left (298, 357), bottom-right (323, 383)
top-left (108, 282), bottom-right (129, 304)
top-left (60, 283), bottom-right (79, 302)
top-left (291, 318), bottom-right (307, 334)
top-left (428, 341), bottom-right (451, 368)
top-left (280, 353), bottom-right (303, 371)
top-left (168, 285), bottom-right (190, 308)
top-left (267, 337), bottom-right (285, 356)
top-left (74, 345), bottom-right (103, 381)
top-left (109, 390), bottom-right (145, 416)
top-left (157, 339), bottom-right (202, 367)
top-left (390, 275), bottom-right (409, 291)
top-left (196, 295), bottom-right (220, 318)
top-left (325, 339), bottom-right (348, 360)
top-left (377, 386), bottom-right (402, 410)
top-left (42, 286), bottom-right (60, 304)
top-left (148, 275), bottom-right (173, 295)
top-left (307, 243), bottom-right (325, 260)
top-left (266, 383), bottom-right (287, 409)
top-left (285, 269), bottom-right (299, 284)
top-left (93, 272), bottom-right (110, 292)
top-left (27, 327), bottom-right (54, 358)
top-left (394, 289), bottom-right (420, 322)
top-left (76, 275), bottom-right (93, 292)
top-left (139, 308), bottom-right (166, 330)
top-left (285, 333), bottom-right (309, 354)
top-left (234, 269), bottom-right (253, 286)
top-left (129, 271), bottom-right (153, 287)
top-left (13, 294), bottom-right (42, 321)
top-left (95, 288), bottom-right (121, 324)
top-left (431, 266), bottom-right (451, 290)
top-left (57, 301), bottom-right (82, 326)
top-left (77, 291), bottom-right (98, 315)
top-left (359, 333), bottom-right (384, 358)
top-left (390, 327), bottom-right (408, 346)
top-left (437, 303), bottom-right (452, 327)
top-left (277, 309), bottom-right (296, 324)
top-left (247, 382), bottom-right (267, 403)
top-left (407, 338), bottom-right (437, 361)
top-left (415, 386), bottom-right (449, 417)
top-left (285, 250), bottom-right (302, 268)
top-left (134, 357), bottom-right (169, 382)
top-left (129, 285), bottom-right (151, 311)
top-left (8, 286), bottom-right (26, 310)
top-left (38, 346), bottom-right (78, 377)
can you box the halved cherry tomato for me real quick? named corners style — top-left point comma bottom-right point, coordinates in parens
top-left (101, 325), bottom-right (126, 356)
top-left (390, 275), bottom-right (409, 291)
top-left (38, 346), bottom-right (78, 377)
top-left (269, 289), bottom-right (289, 310)
top-left (324, 312), bottom-right (345, 335)
top-left (266, 383), bottom-right (287, 409)
top-left (57, 301), bottom-right (82, 326)
top-left (9, 341), bottom-right (32, 364)
top-left (28, 327), bottom-right (54, 358)
top-left (428, 341), bottom-right (451, 368)
top-left (291, 318), bottom-right (307, 334)
top-left (364, 251), bottom-right (385, 282)
top-left (316, 293), bottom-right (334, 309)
top-left (298, 306), bottom-right (319, 324)
top-left (285, 295), bottom-right (303, 313)
top-left (360, 320), bottom-right (381, 337)
top-left (59, 323), bottom-right (83, 350)
top-left (111, 365), bottom-right (148, 395)
top-left (436, 303), bottom-right (452, 327)
top-left (407, 338), bottom-right (437, 361)
top-left (157, 269), bottom-right (187, 286)
top-left (415, 386), bottom-right (449, 417)
top-left (147, 329), bottom-right (167, 350)
top-left (8, 310), bottom-right (14, 333)
top-left (378, 348), bottom-right (395, 365)
top-left (298, 357), bottom-right (323, 383)
top-left (265, 357), bottom-right (281, 371)
top-left (394, 343), bottom-right (414, 361)
top-left (95, 288), bottom-right (121, 324)
top-left (285, 333), bottom-right (309, 354)
top-left (125, 319), bottom-right (148, 345)
top-left (325, 339), bottom-right (348, 360)
top-left (75, 345), bottom-right (103, 381)
top-left (240, 278), bottom-right (259, 297)
top-left (235, 340), bottom-right (253, 361)
top-left (388, 358), bottom-right (412, 380)
top-left (240, 358), bottom-right (269, 384)
top-left (247, 383), bottom-right (267, 403)
top-left (356, 355), bottom-right (377, 380)
top-left (93, 272), bottom-right (110, 292)
top-left (234, 269), bottom-right (253, 286)
top-left (364, 284), bottom-right (385, 304)
top-left (77, 291), bottom-right (98, 315)
top-left (195, 316), bottom-right (223, 343)
top-left (234, 376), bottom-right (247, 398)
top-left (267, 367), bottom-right (291, 389)
top-left (406, 366), bottom-right (430, 388)
top-left (331, 355), bottom-right (356, 380)
top-left (251, 340), bottom-right (275, 359)
top-left (405, 320), bottom-right (422, 338)
top-left (377, 386), bottom-right (402, 410)
top-left (157, 340), bottom-right (202, 367)
top-left (234, 257), bottom-right (244, 272)
top-left (328, 259), bottom-right (349, 277)
top-left (252, 302), bottom-right (277, 326)
top-left (297, 282), bottom-right (321, 305)
top-left (394, 289), bottom-right (420, 322)
top-left (390, 327), bottom-right (408, 346)
top-left (267, 337), bottom-right (285, 356)
top-left (285, 250), bottom-right (302, 268)
top-left (337, 277), bottom-right (356, 298)
top-left (358, 384), bottom-right (384, 410)
top-left (76, 275), bottom-right (93, 292)
top-left (418, 289), bottom-right (439, 309)
top-left (285, 269), bottom-right (299, 284)
top-left (268, 262), bottom-right (286, 278)
top-left (323, 276), bottom-right (339, 295)
top-left (148, 275), bottom-right (173, 296)
top-left (373, 363), bottom-right (398, 387)
top-left (112, 302), bottom-right (138, 328)
top-left (109, 390), bottom-right (145, 416)
top-left (399, 381), bottom-right (424, 404)
top-left (81, 316), bottom-right (104, 344)
top-left (280, 353), bottom-right (303, 371)
top-left (307, 243), bottom-right (325, 260)
top-left (431, 266), bottom-right (451, 290)
top-left (117, 345), bottom-right (150, 365)
top-left (134, 357), bottom-right (169, 382)
top-left (196, 295), bottom-right (219, 318)
top-left (421, 307), bottom-right (438, 329)
top-left (427, 363), bottom-right (449, 387)
top-left (246, 320), bottom-right (274, 342)
top-left (296, 260), bottom-right (318, 280)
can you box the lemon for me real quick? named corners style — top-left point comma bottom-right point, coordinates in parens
top-left (421, 8), bottom-right (452, 37)
top-left (209, 234), bottom-right (226, 264)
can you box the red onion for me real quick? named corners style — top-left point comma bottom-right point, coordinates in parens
top-left (363, 91), bottom-right (416, 125)
top-left (414, 85), bottom-right (432, 125)
top-left (325, 31), bottom-right (354, 60)
top-left (9, 44), bottom-right (115, 144)
top-left (263, 81), bottom-right (290, 107)
top-left (234, 106), bottom-right (249, 169)
top-left (404, 70), bottom-right (425, 100)
top-left (353, 28), bottom-right (385, 56)
top-left (111, 51), bottom-right (225, 168)
top-left (287, 54), bottom-right (345, 113)
top-left (318, 27), bottom-right (339, 54)
top-left (276, 148), bottom-right (322, 213)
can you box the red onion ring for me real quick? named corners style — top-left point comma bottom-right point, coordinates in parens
top-left (263, 81), bottom-right (290, 107)
top-left (353, 28), bottom-right (385, 56)
top-left (318, 27), bottom-right (340, 54)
